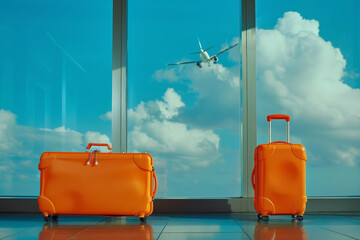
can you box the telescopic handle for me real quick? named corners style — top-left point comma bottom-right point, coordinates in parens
top-left (267, 114), bottom-right (290, 143)
top-left (267, 114), bottom-right (290, 122)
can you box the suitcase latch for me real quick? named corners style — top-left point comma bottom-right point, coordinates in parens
top-left (86, 150), bottom-right (100, 166)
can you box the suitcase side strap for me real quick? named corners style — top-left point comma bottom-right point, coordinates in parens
top-left (152, 170), bottom-right (158, 198)
top-left (251, 167), bottom-right (255, 190)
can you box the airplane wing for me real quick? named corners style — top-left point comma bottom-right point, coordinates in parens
top-left (167, 60), bottom-right (201, 66)
top-left (210, 43), bottom-right (239, 59)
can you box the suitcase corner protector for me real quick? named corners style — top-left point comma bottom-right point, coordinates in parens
top-left (38, 196), bottom-right (56, 215)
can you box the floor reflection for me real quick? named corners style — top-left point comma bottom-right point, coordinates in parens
top-left (39, 219), bottom-right (154, 240)
top-left (254, 221), bottom-right (308, 240)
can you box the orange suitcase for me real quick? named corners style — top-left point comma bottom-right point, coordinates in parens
top-left (38, 143), bottom-right (157, 223)
top-left (252, 114), bottom-right (307, 221)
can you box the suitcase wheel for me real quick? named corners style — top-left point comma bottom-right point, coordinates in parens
top-left (296, 215), bottom-right (303, 221)
top-left (140, 217), bottom-right (147, 223)
top-left (44, 216), bottom-right (51, 222)
top-left (52, 215), bottom-right (58, 222)
top-left (262, 216), bottom-right (269, 222)
top-left (291, 215), bottom-right (296, 219)
top-left (257, 214), bottom-right (262, 220)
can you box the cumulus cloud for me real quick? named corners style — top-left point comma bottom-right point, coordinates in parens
top-left (155, 60), bottom-right (240, 132)
top-left (0, 110), bottom-right (23, 154)
top-left (256, 11), bottom-right (360, 166)
top-left (0, 109), bottom-right (111, 195)
top-left (221, 37), bottom-right (241, 63)
top-left (128, 88), bottom-right (221, 172)
top-left (177, 63), bottom-right (241, 131)
top-left (128, 102), bottom-right (150, 125)
top-left (100, 111), bottom-right (112, 121)
top-left (153, 68), bottom-right (179, 82)
top-left (152, 11), bottom-right (359, 168)
top-left (156, 88), bottom-right (185, 119)
top-left (84, 131), bottom-right (111, 145)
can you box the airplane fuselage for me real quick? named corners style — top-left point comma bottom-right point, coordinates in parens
top-left (200, 50), bottom-right (211, 63)
top-left (166, 39), bottom-right (238, 68)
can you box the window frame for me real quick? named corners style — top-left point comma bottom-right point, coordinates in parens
top-left (0, 0), bottom-right (359, 213)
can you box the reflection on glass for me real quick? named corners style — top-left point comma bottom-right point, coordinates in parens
top-left (254, 222), bottom-right (307, 240)
top-left (39, 222), bottom-right (154, 240)
top-left (0, 1), bottom-right (112, 196)
top-left (128, 0), bottom-right (242, 198)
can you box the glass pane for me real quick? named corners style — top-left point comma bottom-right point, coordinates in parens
top-left (0, 1), bottom-right (112, 196)
top-left (128, 0), bottom-right (242, 198)
top-left (256, 0), bottom-right (360, 196)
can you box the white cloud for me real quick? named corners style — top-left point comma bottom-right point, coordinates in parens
top-left (128, 102), bottom-right (150, 125)
top-left (0, 109), bottom-right (22, 154)
top-left (0, 109), bottom-right (111, 194)
top-left (153, 68), bottom-right (179, 82)
top-left (128, 88), bottom-right (221, 172)
top-left (174, 63), bottom-right (241, 130)
top-left (156, 88), bottom-right (185, 119)
top-left (275, 12), bottom-right (319, 36)
top-left (84, 131), bottom-right (111, 146)
top-left (221, 37), bottom-right (241, 63)
top-left (335, 147), bottom-right (360, 167)
top-left (153, 12), bottom-right (360, 167)
top-left (100, 111), bottom-right (112, 121)
top-left (37, 125), bottom-right (84, 152)
top-left (256, 11), bottom-right (360, 166)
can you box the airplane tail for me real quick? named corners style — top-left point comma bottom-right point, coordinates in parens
top-left (197, 36), bottom-right (203, 50)
top-left (190, 36), bottom-right (212, 54)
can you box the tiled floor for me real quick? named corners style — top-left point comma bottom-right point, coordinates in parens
top-left (0, 213), bottom-right (359, 239)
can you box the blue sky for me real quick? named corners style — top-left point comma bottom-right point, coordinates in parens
top-left (0, 0), bottom-right (112, 195)
top-left (0, 0), bottom-right (359, 197)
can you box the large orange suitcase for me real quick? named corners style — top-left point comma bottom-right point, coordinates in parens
top-left (38, 143), bottom-right (157, 223)
top-left (252, 114), bottom-right (307, 221)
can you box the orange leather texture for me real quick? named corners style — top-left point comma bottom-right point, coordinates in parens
top-left (39, 223), bottom-right (154, 240)
top-left (252, 142), bottom-right (307, 216)
top-left (38, 152), bottom-right (156, 218)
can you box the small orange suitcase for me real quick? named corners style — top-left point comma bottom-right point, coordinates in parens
top-left (252, 114), bottom-right (307, 221)
top-left (38, 143), bottom-right (157, 223)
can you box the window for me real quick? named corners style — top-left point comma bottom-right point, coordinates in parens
top-left (256, 0), bottom-right (360, 196)
top-left (128, 0), bottom-right (242, 198)
top-left (0, 0), bottom-right (112, 196)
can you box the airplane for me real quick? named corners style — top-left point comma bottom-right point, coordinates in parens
top-left (167, 38), bottom-right (238, 68)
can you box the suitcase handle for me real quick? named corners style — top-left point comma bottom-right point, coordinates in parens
top-left (86, 143), bottom-right (112, 151)
top-left (267, 114), bottom-right (290, 143)
top-left (270, 141), bottom-right (289, 144)
top-left (152, 170), bottom-right (158, 198)
top-left (267, 114), bottom-right (290, 122)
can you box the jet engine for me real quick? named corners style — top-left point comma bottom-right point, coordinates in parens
top-left (213, 57), bottom-right (218, 64)
top-left (196, 62), bottom-right (202, 68)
